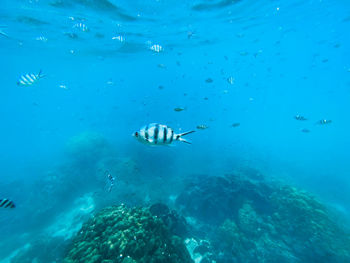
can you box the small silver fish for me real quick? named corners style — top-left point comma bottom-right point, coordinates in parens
top-left (227, 76), bottom-right (235, 85)
top-left (174, 107), bottom-right (186, 112)
top-left (318, 119), bottom-right (332, 125)
top-left (0, 29), bottom-right (9, 38)
top-left (187, 31), bottom-right (195, 39)
top-left (0, 199), bottom-right (15, 208)
top-left (133, 123), bottom-right (194, 145)
top-left (295, 115), bottom-right (307, 121)
top-left (301, 128), bottom-right (310, 133)
top-left (157, 64), bottom-right (166, 69)
top-left (197, 124), bottom-right (209, 130)
top-left (17, 70), bottom-right (44, 86)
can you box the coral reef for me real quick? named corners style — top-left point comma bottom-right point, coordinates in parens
top-left (176, 173), bottom-right (350, 263)
top-left (149, 203), bottom-right (189, 238)
top-left (64, 205), bottom-right (193, 263)
top-left (176, 173), bottom-right (273, 225)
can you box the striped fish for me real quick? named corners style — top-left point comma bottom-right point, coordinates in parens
top-left (150, 44), bottom-right (163, 53)
top-left (0, 199), bottom-right (15, 209)
top-left (17, 70), bottom-right (44, 86)
top-left (73, 22), bottom-right (88, 32)
top-left (133, 123), bottom-right (195, 145)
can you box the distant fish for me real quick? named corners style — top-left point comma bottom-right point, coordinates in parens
top-left (112, 35), bottom-right (125, 42)
top-left (174, 107), bottom-right (186, 112)
top-left (0, 29), bottom-right (9, 38)
top-left (205, 78), bottom-right (213, 83)
top-left (227, 76), bottom-right (235, 85)
top-left (150, 44), bottom-right (163, 53)
top-left (301, 128), bottom-right (310, 133)
top-left (73, 23), bottom-right (88, 32)
top-left (65, 32), bottom-right (78, 39)
top-left (318, 119), bottom-right (332, 125)
top-left (294, 115), bottom-right (307, 121)
top-left (17, 70), bottom-right (44, 86)
top-left (106, 172), bottom-right (115, 192)
top-left (0, 199), bottom-right (15, 209)
top-left (157, 64), bottom-right (166, 69)
top-left (187, 31), bottom-right (195, 39)
top-left (35, 36), bottom-right (48, 42)
top-left (196, 124), bottom-right (209, 130)
top-left (232, 123), bottom-right (240, 127)
top-left (133, 123), bottom-right (195, 145)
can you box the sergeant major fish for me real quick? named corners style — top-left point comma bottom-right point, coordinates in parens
top-left (17, 70), bottom-right (44, 86)
top-left (0, 199), bottom-right (15, 208)
top-left (73, 22), bottom-right (88, 32)
top-left (133, 123), bottom-right (195, 145)
top-left (150, 44), bottom-right (163, 53)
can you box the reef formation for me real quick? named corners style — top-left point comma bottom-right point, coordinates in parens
top-left (176, 172), bottom-right (350, 263)
top-left (64, 204), bottom-right (193, 263)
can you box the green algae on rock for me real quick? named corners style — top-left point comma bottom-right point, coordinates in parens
top-left (64, 205), bottom-right (193, 263)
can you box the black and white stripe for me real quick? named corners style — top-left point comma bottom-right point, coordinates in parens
top-left (135, 123), bottom-right (194, 145)
top-left (17, 71), bottom-right (43, 86)
top-left (139, 123), bottom-right (175, 145)
top-left (73, 22), bottom-right (88, 32)
top-left (0, 199), bottom-right (15, 208)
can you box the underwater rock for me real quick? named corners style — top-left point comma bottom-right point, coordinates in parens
top-left (149, 203), bottom-right (189, 238)
top-left (177, 173), bottom-right (350, 263)
top-left (176, 173), bottom-right (273, 225)
top-left (10, 235), bottom-right (69, 263)
top-left (237, 202), bottom-right (261, 236)
top-left (185, 238), bottom-right (215, 263)
top-left (268, 186), bottom-right (350, 262)
top-left (64, 204), bottom-right (193, 263)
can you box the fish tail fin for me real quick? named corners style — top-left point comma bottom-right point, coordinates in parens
top-left (38, 70), bottom-right (45, 78)
top-left (176, 130), bottom-right (195, 144)
top-left (177, 130), bottom-right (195, 137)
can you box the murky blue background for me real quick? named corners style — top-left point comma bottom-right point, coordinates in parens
top-left (0, 0), bottom-right (350, 261)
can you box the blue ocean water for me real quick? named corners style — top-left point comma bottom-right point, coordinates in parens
top-left (1, 0), bottom-right (350, 262)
